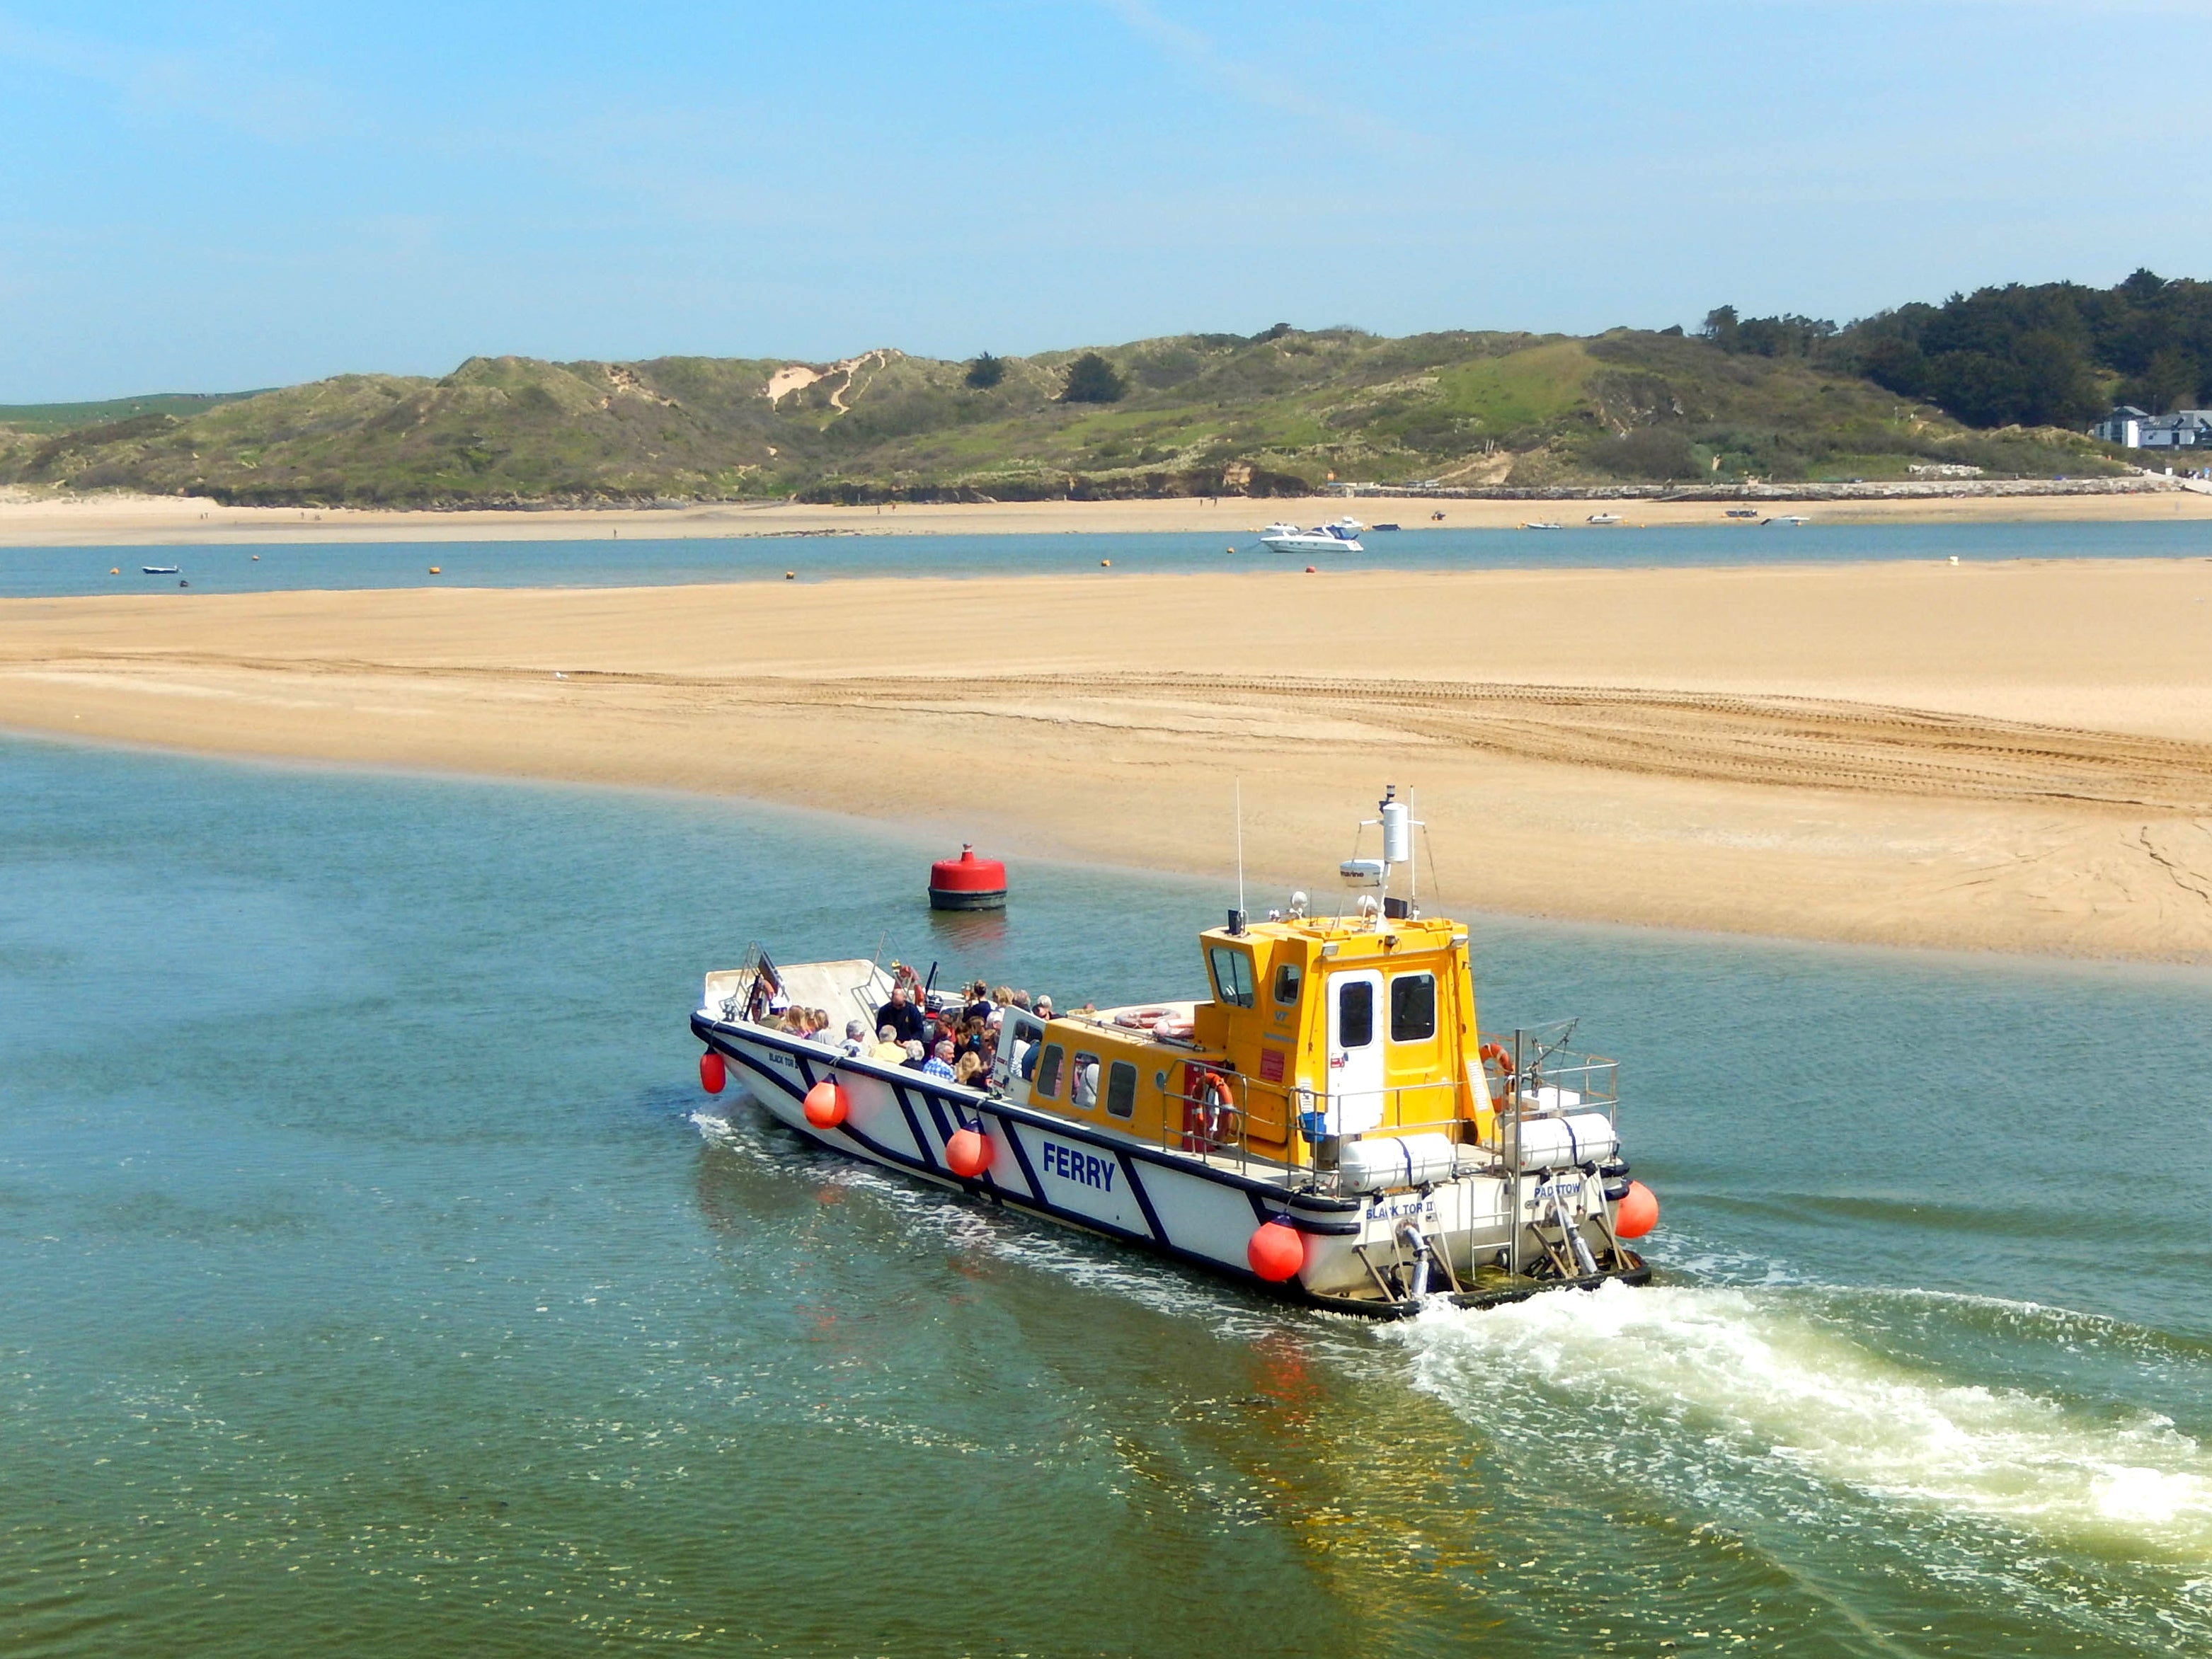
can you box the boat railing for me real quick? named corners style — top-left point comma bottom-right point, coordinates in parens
top-left (1045, 1026), bottom-right (1619, 1188)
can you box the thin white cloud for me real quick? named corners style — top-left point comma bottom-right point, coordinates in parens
top-left (0, 15), bottom-right (346, 142)
top-left (1094, 0), bottom-right (1414, 151)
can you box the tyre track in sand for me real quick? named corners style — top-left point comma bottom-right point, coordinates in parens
top-left (16, 650), bottom-right (2212, 815)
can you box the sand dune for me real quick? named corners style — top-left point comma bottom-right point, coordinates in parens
top-left (6, 560), bottom-right (2212, 960)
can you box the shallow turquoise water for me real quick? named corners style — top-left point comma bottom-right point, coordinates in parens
top-left (4, 736), bottom-right (2211, 1655)
top-left (5, 517), bottom-right (2211, 597)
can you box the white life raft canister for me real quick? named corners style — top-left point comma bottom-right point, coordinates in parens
top-left (1339, 1132), bottom-right (1461, 1193)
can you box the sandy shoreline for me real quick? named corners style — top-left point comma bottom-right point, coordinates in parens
top-left (6, 559), bottom-right (2212, 962)
top-left (1, 486), bottom-right (2209, 546)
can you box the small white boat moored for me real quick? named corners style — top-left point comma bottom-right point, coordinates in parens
top-left (1257, 517), bottom-right (1365, 554)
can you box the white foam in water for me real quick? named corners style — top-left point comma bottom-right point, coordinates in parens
top-left (1394, 1281), bottom-right (2212, 1553)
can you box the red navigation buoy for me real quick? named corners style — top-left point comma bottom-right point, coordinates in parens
top-left (946, 1126), bottom-right (992, 1177)
top-left (1614, 1180), bottom-right (1659, 1239)
top-left (699, 1050), bottom-right (726, 1094)
top-left (928, 843), bottom-right (1007, 911)
top-left (1247, 1220), bottom-right (1305, 1282)
top-left (803, 1080), bottom-right (849, 1128)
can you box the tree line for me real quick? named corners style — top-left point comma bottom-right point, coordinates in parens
top-left (1702, 270), bottom-right (2212, 430)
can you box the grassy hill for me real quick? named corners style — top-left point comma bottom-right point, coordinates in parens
top-left (0, 328), bottom-right (2127, 507)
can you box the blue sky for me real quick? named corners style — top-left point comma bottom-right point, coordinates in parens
top-left (2, 1), bottom-right (2207, 401)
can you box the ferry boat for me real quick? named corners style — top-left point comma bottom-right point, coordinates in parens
top-left (689, 790), bottom-right (1656, 1316)
top-left (1257, 517), bottom-right (1365, 554)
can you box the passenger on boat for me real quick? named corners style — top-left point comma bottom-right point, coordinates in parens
top-left (839, 1019), bottom-right (868, 1057)
top-left (871, 1025), bottom-right (907, 1063)
top-left (923, 1040), bottom-right (956, 1080)
top-left (953, 1052), bottom-right (984, 1086)
top-left (963, 981), bottom-right (994, 1024)
top-left (876, 986), bottom-right (927, 1047)
top-left (902, 1039), bottom-right (927, 1070)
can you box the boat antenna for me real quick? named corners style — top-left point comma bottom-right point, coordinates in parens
top-left (1233, 778), bottom-right (1247, 931)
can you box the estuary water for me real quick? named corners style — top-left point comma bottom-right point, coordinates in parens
top-left (4, 735), bottom-right (2211, 1656)
top-left (5, 517), bottom-right (2211, 597)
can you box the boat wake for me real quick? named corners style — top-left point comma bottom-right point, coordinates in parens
top-left (1396, 1282), bottom-right (2212, 1551)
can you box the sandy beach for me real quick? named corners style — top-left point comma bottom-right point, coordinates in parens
top-left (6, 558), bottom-right (2212, 961)
top-left (1, 486), bottom-right (2208, 546)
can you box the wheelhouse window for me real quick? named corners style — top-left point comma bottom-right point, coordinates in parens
top-left (1272, 960), bottom-right (1303, 1006)
top-left (1105, 1060), bottom-right (1137, 1119)
top-left (1072, 1054), bottom-right (1101, 1110)
top-left (1389, 972), bottom-right (1436, 1043)
top-left (1336, 978), bottom-right (1374, 1047)
top-left (1208, 946), bottom-right (1256, 1009)
top-left (1034, 1043), bottom-right (1065, 1098)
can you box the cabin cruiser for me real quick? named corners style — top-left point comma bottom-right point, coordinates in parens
top-left (1257, 517), bottom-right (1365, 554)
top-left (690, 790), bottom-right (1657, 1316)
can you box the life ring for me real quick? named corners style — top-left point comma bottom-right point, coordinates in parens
top-left (1184, 1069), bottom-right (1239, 1153)
top-left (1113, 1006), bottom-right (1171, 1029)
top-left (1478, 1042), bottom-right (1516, 1114)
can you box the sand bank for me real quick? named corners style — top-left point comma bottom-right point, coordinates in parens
top-left (6, 561), bottom-right (2212, 960)
top-left (1, 486), bottom-right (2208, 546)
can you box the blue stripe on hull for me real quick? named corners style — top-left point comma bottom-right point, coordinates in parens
top-left (702, 1024), bottom-right (1333, 1296)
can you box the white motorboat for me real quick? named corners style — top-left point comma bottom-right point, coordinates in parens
top-left (1257, 517), bottom-right (1365, 553)
top-left (1520, 521), bottom-right (1562, 532)
top-left (1586, 513), bottom-right (1623, 526)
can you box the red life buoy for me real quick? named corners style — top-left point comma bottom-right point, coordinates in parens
top-left (1478, 1042), bottom-right (1515, 1113)
top-left (1184, 1069), bottom-right (1239, 1152)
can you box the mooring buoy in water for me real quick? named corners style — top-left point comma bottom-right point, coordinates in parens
top-left (928, 844), bottom-right (1007, 911)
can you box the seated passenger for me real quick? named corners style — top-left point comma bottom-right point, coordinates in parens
top-left (874, 985), bottom-right (927, 1047)
top-left (952, 1051), bottom-right (984, 1086)
top-left (870, 1025), bottom-right (908, 1063)
top-left (923, 1040), bottom-right (957, 1080)
top-left (902, 1039), bottom-right (927, 1070)
top-left (839, 1019), bottom-right (868, 1057)
top-left (1033, 995), bottom-right (1053, 1021)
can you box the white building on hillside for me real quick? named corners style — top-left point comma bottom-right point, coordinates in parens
top-left (2141, 411), bottom-right (2212, 449)
top-left (2092, 406), bottom-right (2148, 446)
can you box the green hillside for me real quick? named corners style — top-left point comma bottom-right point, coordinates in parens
top-left (0, 389), bottom-right (267, 434)
top-left (0, 328), bottom-right (2127, 507)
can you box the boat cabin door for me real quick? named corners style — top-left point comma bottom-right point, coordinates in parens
top-left (992, 1010), bottom-right (1048, 1101)
top-left (1325, 968), bottom-right (1385, 1135)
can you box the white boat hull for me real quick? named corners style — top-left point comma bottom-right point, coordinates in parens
top-left (693, 1014), bottom-right (1641, 1311)
top-left (1258, 534), bottom-right (1363, 554)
